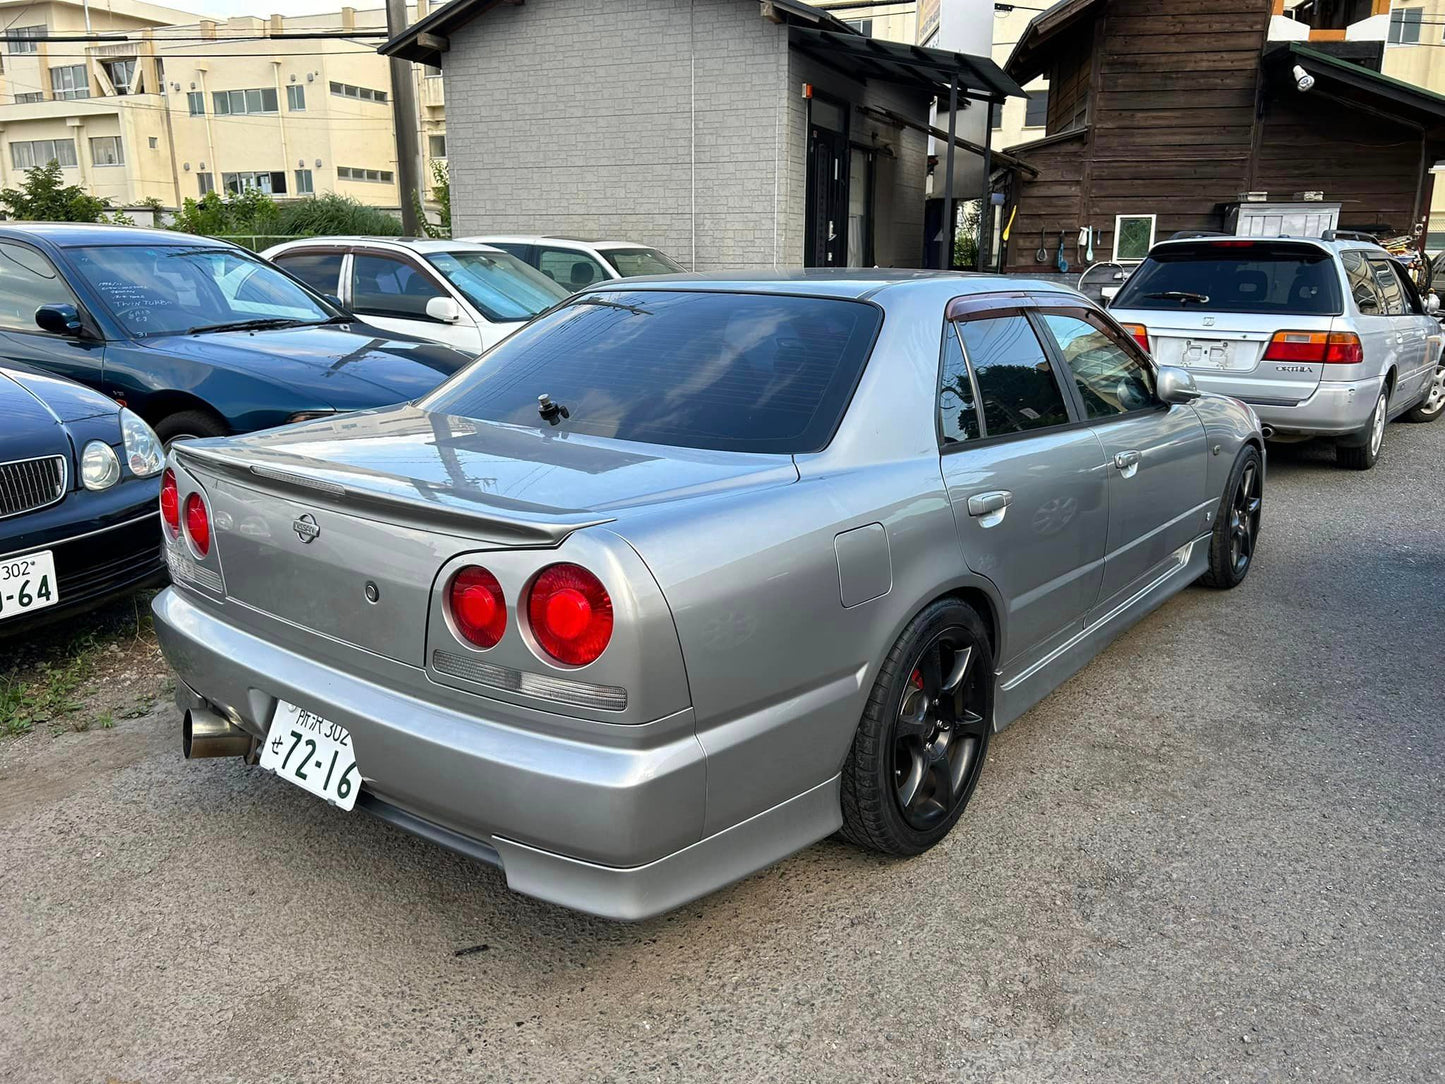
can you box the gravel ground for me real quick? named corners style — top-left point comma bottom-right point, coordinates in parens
top-left (1, 419), bottom-right (1442, 1084)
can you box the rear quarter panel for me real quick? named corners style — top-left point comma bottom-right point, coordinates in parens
top-left (614, 457), bottom-right (999, 837)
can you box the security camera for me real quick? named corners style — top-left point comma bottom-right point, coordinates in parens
top-left (1293, 65), bottom-right (1315, 93)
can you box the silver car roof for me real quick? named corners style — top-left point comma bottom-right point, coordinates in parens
top-left (580, 269), bottom-right (1085, 303)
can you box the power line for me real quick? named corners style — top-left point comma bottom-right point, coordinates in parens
top-left (0, 30), bottom-right (388, 42)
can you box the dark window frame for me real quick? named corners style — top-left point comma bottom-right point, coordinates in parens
top-left (1030, 305), bottom-right (1164, 423)
top-left (936, 296), bottom-right (1084, 453)
top-left (272, 247), bottom-right (346, 297)
top-left (347, 249), bottom-right (451, 322)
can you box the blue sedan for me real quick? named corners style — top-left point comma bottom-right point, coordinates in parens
top-left (1, 362), bottom-right (166, 634)
top-left (0, 224), bottom-right (474, 445)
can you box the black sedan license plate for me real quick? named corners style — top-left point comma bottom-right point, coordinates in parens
top-left (0, 550), bottom-right (58, 622)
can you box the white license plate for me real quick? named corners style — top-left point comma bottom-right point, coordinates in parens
top-left (259, 701), bottom-right (361, 811)
top-left (1183, 339), bottom-right (1232, 369)
top-left (0, 549), bottom-right (58, 622)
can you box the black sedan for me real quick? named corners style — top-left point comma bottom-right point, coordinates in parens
top-left (1, 362), bottom-right (165, 634)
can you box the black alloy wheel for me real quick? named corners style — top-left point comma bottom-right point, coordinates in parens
top-left (891, 629), bottom-right (990, 831)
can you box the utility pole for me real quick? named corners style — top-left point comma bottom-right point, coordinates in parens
top-left (386, 0), bottom-right (423, 235)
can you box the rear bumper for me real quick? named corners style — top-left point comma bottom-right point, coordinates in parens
top-left (153, 587), bottom-right (840, 919)
top-left (1228, 375), bottom-right (1384, 437)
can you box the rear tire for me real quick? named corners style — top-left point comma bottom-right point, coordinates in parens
top-left (840, 599), bottom-right (993, 856)
top-left (1404, 364), bottom-right (1445, 423)
top-left (1199, 445), bottom-right (1262, 590)
top-left (154, 409), bottom-right (227, 450)
top-left (1335, 388), bottom-right (1388, 470)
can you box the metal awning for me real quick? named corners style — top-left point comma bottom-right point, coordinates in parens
top-left (789, 27), bottom-right (1024, 103)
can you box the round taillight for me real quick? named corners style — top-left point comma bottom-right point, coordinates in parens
top-left (184, 492), bottom-right (210, 557)
top-left (448, 566), bottom-right (506, 648)
top-left (527, 563), bottom-right (613, 666)
top-left (160, 469), bottom-right (179, 536)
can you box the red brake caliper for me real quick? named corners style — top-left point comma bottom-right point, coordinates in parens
top-left (910, 668), bottom-right (924, 690)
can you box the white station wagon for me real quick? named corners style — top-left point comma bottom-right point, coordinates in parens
top-left (264, 237), bottom-right (568, 354)
top-left (1109, 234), bottom-right (1444, 469)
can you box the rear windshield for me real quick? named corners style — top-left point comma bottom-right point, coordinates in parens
top-left (1112, 242), bottom-right (1343, 315)
top-left (601, 248), bottom-right (685, 277)
top-left (421, 290), bottom-right (882, 453)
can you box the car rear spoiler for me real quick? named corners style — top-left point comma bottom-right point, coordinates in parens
top-left (173, 442), bottom-right (611, 547)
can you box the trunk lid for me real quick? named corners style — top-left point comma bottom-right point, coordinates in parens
top-left (174, 404), bottom-right (797, 663)
top-left (1114, 308), bottom-right (1337, 403)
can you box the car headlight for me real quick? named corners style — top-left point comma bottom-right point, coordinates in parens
top-left (80, 440), bottom-right (121, 491)
top-left (119, 408), bottom-right (164, 477)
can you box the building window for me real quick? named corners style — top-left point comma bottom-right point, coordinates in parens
top-left (1024, 90), bottom-right (1048, 128)
top-left (13, 92), bottom-right (43, 104)
top-left (1112, 214), bottom-right (1157, 262)
top-left (428, 134), bottom-right (446, 159)
top-left (846, 18), bottom-right (873, 36)
top-left (102, 58), bottom-right (136, 94)
top-left (222, 170), bottom-right (287, 195)
top-left (1389, 6), bottom-right (1422, 43)
top-left (187, 91), bottom-right (205, 115)
top-left (197, 172), bottom-right (215, 196)
top-left (50, 65), bottom-right (90, 101)
top-left (10, 26), bottom-right (45, 54)
top-left (212, 87), bottom-right (279, 115)
top-left (294, 168), bottom-right (314, 194)
top-left (11, 138), bottom-right (78, 170)
top-left (337, 166), bottom-right (394, 183)
top-left (286, 84), bottom-right (306, 111)
top-left (148, 136), bottom-right (158, 149)
top-left (89, 136), bottom-right (124, 166)
top-left (329, 80), bottom-right (388, 103)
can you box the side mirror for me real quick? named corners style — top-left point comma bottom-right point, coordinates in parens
top-left (1427, 293), bottom-right (1440, 315)
top-left (1157, 365), bottom-right (1202, 405)
top-left (425, 296), bottom-right (463, 324)
top-left (1100, 286), bottom-right (1119, 304)
top-left (35, 303), bottom-right (82, 336)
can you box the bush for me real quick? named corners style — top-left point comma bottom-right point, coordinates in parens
top-left (277, 193), bottom-right (403, 237)
top-left (0, 161), bottom-right (113, 222)
top-left (169, 189), bottom-right (403, 241)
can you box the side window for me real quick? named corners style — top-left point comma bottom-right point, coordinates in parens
top-left (1341, 252), bottom-right (1385, 314)
top-left (1039, 312), bottom-right (1157, 419)
top-left (490, 242), bottom-right (533, 262)
top-left (937, 324), bottom-right (981, 444)
top-left (350, 253), bottom-right (444, 318)
top-left (536, 247), bottom-right (608, 290)
top-left (0, 241), bottom-right (82, 335)
top-left (1368, 259), bottom-right (1407, 316)
top-left (1388, 259), bottom-right (1423, 314)
top-left (957, 315), bottom-right (1071, 436)
top-left (275, 251), bottom-right (343, 296)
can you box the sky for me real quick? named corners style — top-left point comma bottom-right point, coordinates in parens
top-left (191, 0), bottom-right (368, 18)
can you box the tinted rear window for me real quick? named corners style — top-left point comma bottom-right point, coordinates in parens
top-left (421, 290), bottom-right (882, 453)
top-left (1113, 242), bottom-right (1343, 315)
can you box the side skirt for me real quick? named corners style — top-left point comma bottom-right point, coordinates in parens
top-left (991, 533), bottom-right (1212, 732)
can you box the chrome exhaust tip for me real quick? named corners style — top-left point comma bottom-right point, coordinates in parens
top-left (1260, 425), bottom-right (1275, 439)
top-left (183, 706), bottom-right (254, 759)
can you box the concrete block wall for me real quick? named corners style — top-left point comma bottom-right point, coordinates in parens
top-left (443, 0), bottom-right (789, 270)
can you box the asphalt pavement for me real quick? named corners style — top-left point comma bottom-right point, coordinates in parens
top-left (2, 417), bottom-right (1442, 1083)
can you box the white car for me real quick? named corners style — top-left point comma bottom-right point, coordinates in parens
top-left (263, 237), bottom-right (569, 354)
top-left (462, 235), bottom-right (686, 291)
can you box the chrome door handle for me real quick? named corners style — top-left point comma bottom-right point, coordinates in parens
top-left (1113, 450), bottom-right (1140, 470)
top-left (966, 490), bottom-right (1013, 527)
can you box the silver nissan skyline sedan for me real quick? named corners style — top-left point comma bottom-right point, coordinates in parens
top-left (152, 271), bottom-right (1265, 920)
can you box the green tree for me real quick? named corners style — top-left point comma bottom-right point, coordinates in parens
top-left (0, 160), bottom-right (111, 222)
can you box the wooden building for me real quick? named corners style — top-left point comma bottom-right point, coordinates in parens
top-left (997, 0), bottom-right (1445, 273)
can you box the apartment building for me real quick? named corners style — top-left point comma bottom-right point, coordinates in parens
top-left (0, 0), bottom-right (446, 212)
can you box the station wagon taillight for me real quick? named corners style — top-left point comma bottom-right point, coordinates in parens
top-left (1118, 322), bottom-right (1150, 352)
top-left (1263, 330), bottom-right (1363, 366)
top-left (527, 564), bottom-right (613, 667)
top-left (160, 469), bottom-right (179, 536)
top-left (449, 566), bottom-right (507, 649)
top-left (184, 492), bottom-right (211, 557)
